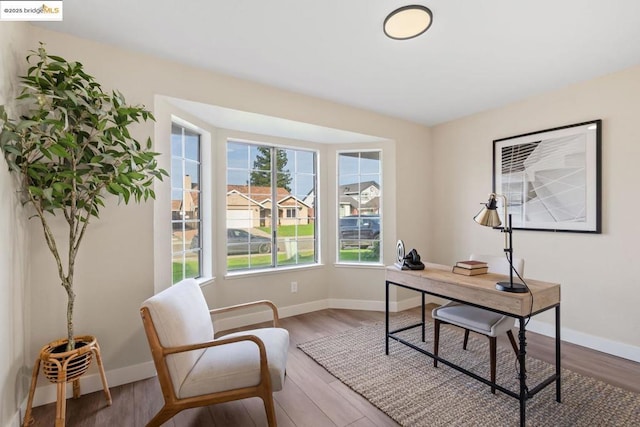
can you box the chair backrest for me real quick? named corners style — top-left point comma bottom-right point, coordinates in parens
top-left (470, 253), bottom-right (524, 276)
top-left (141, 279), bottom-right (214, 396)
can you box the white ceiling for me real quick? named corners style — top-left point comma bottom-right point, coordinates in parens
top-left (35, 0), bottom-right (640, 126)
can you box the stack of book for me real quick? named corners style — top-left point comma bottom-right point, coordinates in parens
top-left (452, 260), bottom-right (489, 276)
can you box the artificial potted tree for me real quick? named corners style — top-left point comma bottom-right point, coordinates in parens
top-left (0, 44), bottom-right (167, 426)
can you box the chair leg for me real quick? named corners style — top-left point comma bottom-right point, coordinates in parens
top-left (489, 337), bottom-right (497, 394)
top-left (146, 405), bottom-right (181, 427)
top-left (463, 329), bottom-right (470, 350)
top-left (506, 330), bottom-right (519, 355)
top-left (506, 330), bottom-right (525, 373)
top-left (262, 393), bottom-right (278, 427)
top-left (433, 319), bottom-right (440, 368)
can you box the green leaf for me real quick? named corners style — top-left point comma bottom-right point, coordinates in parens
top-left (48, 144), bottom-right (70, 158)
top-left (107, 182), bottom-right (124, 194)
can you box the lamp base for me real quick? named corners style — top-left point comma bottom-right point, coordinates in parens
top-left (495, 281), bottom-right (528, 293)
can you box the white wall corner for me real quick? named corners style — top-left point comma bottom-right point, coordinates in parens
top-left (4, 410), bottom-right (21, 427)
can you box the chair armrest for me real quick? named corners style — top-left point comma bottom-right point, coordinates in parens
top-left (163, 334), bottom-right (266, 357)
top-left (209, 300), bottom-right (281, 327)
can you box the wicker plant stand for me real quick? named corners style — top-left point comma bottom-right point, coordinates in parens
top-left (22, 335), bottom-right (112, 427)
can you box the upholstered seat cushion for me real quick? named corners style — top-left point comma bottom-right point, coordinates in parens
top-left (432, 302), bottom-right (514, 337)
top-left (179, 327), bottom-right (289, 399)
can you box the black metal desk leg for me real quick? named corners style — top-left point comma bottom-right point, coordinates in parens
top-left (421, 293), bottom-right (426, 342)
top-left (385, 281), bottom-right (390, 355)
top-left (518, 317), bottom-right (527, 427)
top-left (556, 304), bottom-right (562, 402)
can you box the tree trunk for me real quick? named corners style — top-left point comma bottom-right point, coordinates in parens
top-left (65, 283), bottom-right (76, 351)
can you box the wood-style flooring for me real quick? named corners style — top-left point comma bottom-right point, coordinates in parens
top-left (28, 306), bottom-right (640, 426)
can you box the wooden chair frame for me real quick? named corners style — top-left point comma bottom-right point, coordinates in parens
top-left (140, 300), bottom-right (282, 427)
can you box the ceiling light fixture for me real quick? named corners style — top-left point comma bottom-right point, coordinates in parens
top-left (384, 5), bottom-right (433, 40)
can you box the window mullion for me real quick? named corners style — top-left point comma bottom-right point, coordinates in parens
top-left (271, 147), bottom-right (278, 266)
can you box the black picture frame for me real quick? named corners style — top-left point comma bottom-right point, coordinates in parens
top-left (492, 120), bottom-right (602, 233)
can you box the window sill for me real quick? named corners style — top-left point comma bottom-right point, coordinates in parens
top-left (334, 262), bottom-right (385, 269)
top-left (224, 263), bottom-right (324, 280)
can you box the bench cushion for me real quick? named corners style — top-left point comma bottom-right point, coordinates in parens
top-left (432, 302), bottom-right (514, 337)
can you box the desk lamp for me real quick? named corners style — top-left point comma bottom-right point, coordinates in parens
top-left (474, 193), bottom-right (527, 293)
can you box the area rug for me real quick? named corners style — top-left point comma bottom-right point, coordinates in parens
top-left (298, 315), bottom-right (640, 426)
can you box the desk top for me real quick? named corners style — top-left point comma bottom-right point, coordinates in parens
top-left (386, 263), bottom-right (561, 317)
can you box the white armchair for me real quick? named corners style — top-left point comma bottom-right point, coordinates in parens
top-left (140, 279), bottom-right (289, 426)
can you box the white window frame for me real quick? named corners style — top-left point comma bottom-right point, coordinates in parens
top-left (336, 149), bottom-right (383, 265)
top-left (171, 122), bottom-right (203, 283)
top-left (225, 138), bottom-right (319, 273)
top-left (154, 114), bottom-right (213, 291)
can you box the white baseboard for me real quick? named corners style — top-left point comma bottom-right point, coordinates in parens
top-left (21, 360), bottom-right (156, 409)
top-left (526, 319), bottom-right (640, 363)
top-left (215, 299), bottom-right (329, 331)
top-left (21, 296), bottom-right (640, 412)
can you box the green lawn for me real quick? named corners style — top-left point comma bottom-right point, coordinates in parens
top-left (227, 251), bottom-right (316, 270)
top-left (258, 223), bottom-right (314, 237)
top-left (173, 230), bottom-right (378, 278)
top-left (172, 260), bottom-right (200, 284)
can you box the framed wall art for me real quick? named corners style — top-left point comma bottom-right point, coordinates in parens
top-left (493, 120), bottom-right (601, 233)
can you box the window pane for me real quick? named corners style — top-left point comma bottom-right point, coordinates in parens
top-left (227, 141), bottom-right (250, 169)
top-left (184, 131), bottom-right (200, 161)
top-left (227, 141), bottom-right (316, 272)
top-left (337, 151), bottom-right (382, 264)
top-left (227, 170), bottom-right (250, 187)
top-left (171, 123), bottom-right (202, 282)
top-left (185, 160), bottom-right (200, 186)
top-left (171, 161), bottom-right (184, 190)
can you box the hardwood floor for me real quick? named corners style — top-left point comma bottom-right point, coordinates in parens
top-left (29, 306), bottom-right (640, 426)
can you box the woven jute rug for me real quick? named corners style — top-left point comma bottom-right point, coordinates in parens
top-left (297, 314), bottom-right (640, 426)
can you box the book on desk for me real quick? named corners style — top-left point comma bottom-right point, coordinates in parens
top-left (452, 260), bottom-right (489, 276)
top-left (452, 265), bottom-right (488, 275)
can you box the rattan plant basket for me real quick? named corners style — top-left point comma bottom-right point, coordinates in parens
top-left (23, 335), bottom-right (112, 427)
top-left (40, 335), bottom-right (95, 383)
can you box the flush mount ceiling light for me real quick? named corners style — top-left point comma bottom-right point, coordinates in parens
top-left (384, 5), bottom-right (433, 40)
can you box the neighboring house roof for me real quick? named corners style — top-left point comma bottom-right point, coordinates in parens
top-left (173, 184), bottom-right (311, 213)
top-left (339, 180), bottom-right (379, 195)
top-left (227, 185), bottom-right (311, 209)
top-left (339, 195), bottom-right (380, 211)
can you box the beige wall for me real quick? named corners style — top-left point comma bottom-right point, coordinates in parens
top-left (0, 22), bottom-right (30, 427)
top-left (431, 65), bottom-right (640, 358)
top-left (18, 25), bottom-right (431, 406)
top-left (9, 21), bottom-right (638, 416)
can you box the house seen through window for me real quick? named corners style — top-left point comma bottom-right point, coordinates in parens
top-left (338, 151), bottom-right (382, 263)
top-left (226, 140), bottom-right (317, 271)
top-left (171, 123), bottom-right (202, 283)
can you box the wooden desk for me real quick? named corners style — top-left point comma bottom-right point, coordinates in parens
top-left (385, 263), bottom-right (561, 427)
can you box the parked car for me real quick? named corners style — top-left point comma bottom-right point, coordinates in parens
top-left (227, 228), bottom-right (272, 255)
top-left (339, 215), bottom-right (380, 249)
top-left (190, 228), bottom-right (273, 255)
